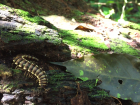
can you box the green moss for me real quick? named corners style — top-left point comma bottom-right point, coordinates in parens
top-left (3, 84), bottom-right (9, 90)
top-left (71, 9), bottom-right (84, 17)
top-left (16, 9), bottom-right (31, 17)
top-left (120, 20), bottom-right (140, 30)
top-left (58, 27), bottom-right (140, 58)
top-left (89, 89), bottom-right (110, 98)
top-left (48, 70), bottom-right (76, 90)
top-left (59, 29), bottom-right (108, 54)
top-left (11, 69), bottom-right (22, 75)
top-left (77, 80), bottom-right (110, 98)
top-left (0, 4), bottom-right (60, 44)
top-left (0, 64), bottom-right (12, 77)
top-left (14, 8), bottom-right (56, 30)
top-left (110, 39), bottom-right (140, 57)
top-left (0, 3), bottom-right (6, 7)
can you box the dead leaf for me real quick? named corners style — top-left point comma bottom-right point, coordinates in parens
top-left (75, 25), bottom-right (93, 32)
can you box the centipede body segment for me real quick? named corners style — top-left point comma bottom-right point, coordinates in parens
top-left (13, 55), bottom-right (48, 88)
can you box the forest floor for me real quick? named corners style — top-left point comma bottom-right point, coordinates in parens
top-left (1, 0), bottom-right (140, 104)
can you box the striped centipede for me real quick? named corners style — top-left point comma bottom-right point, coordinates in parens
top-left (13, 55), bottom-right (48, 88)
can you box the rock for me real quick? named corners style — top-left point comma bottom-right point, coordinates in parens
top-left (0, 8), bottom-right (62, 52)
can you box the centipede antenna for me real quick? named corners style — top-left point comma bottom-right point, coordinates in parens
top-left (22, 55), bottom-right (39, 61)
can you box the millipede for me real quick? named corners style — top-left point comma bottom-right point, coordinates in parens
top-left (13, 55), bottom-right (48, 88)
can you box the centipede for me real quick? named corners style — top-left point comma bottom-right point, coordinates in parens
top-left (13, 55), bottom-right (48, 88)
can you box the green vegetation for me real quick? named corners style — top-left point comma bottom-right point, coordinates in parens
top-left (58, 29), bottom-right (140, 58)
top-left (1, 1), bottom-right (140, 57)
top-left (59, 30), bottom-right (108, 54)
top-left (11, 69), bottom-right (22, 75)
top-left (85, 0), bottom-right (140, 29)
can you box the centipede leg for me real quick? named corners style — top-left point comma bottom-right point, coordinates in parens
top-left (24, 71), bottom-right (28, 77)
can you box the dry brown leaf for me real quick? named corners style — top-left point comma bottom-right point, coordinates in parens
top-left (75, 25), bottom-right (93, 32)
